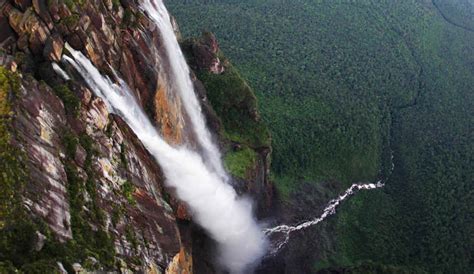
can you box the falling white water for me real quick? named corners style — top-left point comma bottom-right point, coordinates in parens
top-left (52, 62), bottom-right (70, 81)
top-left (64, 47), bottom-right (267, 274)
top-left (140, 0), bottom-right (228, 181)
top-left (264, 181), bottom-right (385, 255)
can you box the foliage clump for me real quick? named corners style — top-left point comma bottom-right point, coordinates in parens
top-left (198, 61), bottom-right (270, 149)
top-left (53, 84), bottom-right (80, 116)
top-left (224, 147), bottom-right (257, 179)
top-left (0, 66), bottom-right (22, 227)
top-left (121, 180), bottom-right (136, 205)
top-left (62, 131), bottom-right (116, 269)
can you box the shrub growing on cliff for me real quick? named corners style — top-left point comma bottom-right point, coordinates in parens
top-left (53, 84), bottom-right (80, 116)
top-left (61, 131), bottom-right (116, 269)
top-left (0, 67), bottom-right (24, 227)
top-left (121, 180), bottom-right (136, 205)
top-left (224, 147), bottom-right (257, 179)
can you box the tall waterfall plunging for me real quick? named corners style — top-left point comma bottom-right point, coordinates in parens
top-left (64, 46), bottom-right (267, 274)
top-left (140, 0), bottom-right (228, 181)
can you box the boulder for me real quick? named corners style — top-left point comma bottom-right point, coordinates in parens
top-left (192, 32), bottom-right (225, 74)
top-left (43, 33), bottom-right (63, 62)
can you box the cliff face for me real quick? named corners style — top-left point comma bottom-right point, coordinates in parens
top-left (0, 0), bottom-right (271, 273)
top-left (182, 33), bottom-right (273, 217)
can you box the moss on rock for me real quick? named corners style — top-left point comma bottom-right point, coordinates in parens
top-left (224, 147), bottom-right (257, 179)
top-left (0, 66), bottom-right (24, 228)
top-left (197, 61), bottom-right (271, 149)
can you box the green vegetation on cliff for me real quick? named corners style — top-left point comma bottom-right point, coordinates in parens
top-left (53, 84), bottom-right (80, 116)
top-left (197, 60), bottom-right (270, 149)
top-left (181, 36), bottom-right (270, 179)
top-left (0, 67), bottom-right (22, 227)
top-left (224, 147), bottom-right (257, 179)
top-left (169, 0), bottom-right (474, 272)
top-left (201, 60), bottom-right (269, 179)
top-left (62, 131), bottom-right (116, 269)
top-left (0, 67), bottom-right (65, 273)
top-left (0, 67), bottom-right (116, 272)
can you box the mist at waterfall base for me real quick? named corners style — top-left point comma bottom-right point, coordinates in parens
top-left (64, 48), bottom-right (268, 273)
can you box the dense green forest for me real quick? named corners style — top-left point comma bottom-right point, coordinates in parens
top-left (170, 0), bottom-right (421, 188)
top-left (168, 0), bottom-right (473, 273)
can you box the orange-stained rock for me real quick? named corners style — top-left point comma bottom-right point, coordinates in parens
top-left (165, 248), bottom-right (193, 274)
top-left (154, 81), bottom-right (184, 145)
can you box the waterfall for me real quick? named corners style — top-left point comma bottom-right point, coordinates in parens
top-left (140, 0), bottom-right (228, 182)
top-left (52, 62), bottom-right (70, 81)
top-left (264, 182), bottom-right (385, 255)
top-left (64, 46), bottom-right (267, 274)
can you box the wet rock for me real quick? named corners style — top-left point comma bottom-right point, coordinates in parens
top-left (0, 15), bottom-right (16, 50)
top-left (65, 32), bottom-right (84, 51)
top-left (0, 53), bottom-right (14, 69)
top-left (74, 144), bottom-right (87, 168)
top-left (165, 248), bottom-right (193, 274)
top-left (153, 83), bottom-right (184, 145)
top-left (47, 0), bottom-right (60, 22)
top-left (57, 3), bottom-right (71, 19)
top-left (104, 0), bottom-right (113, 11)
top-left (86, 97), bottom-right (109, 133)
top-left (43, 33), bottom-right (63, 62)
top-left (16, 33), bottom-right (29, 51)
top-left (78, 14), bottom-right (91, 31)
top-left (170, 15), bottom-right (181, 41)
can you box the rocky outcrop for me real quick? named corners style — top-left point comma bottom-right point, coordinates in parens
top-left (186, 32), bottom-right (225, 74)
